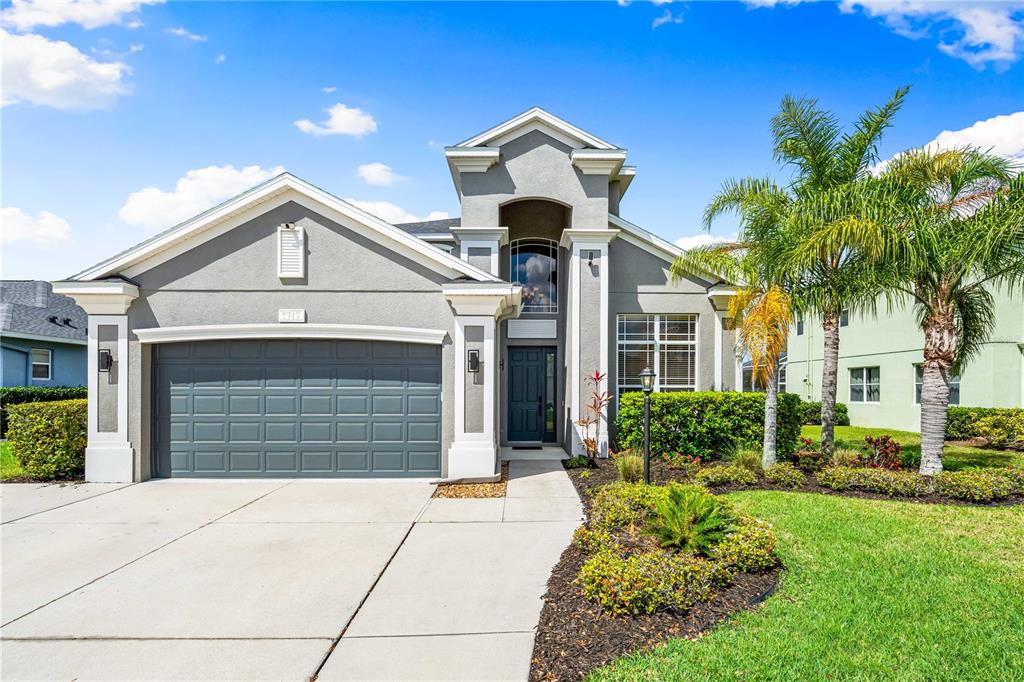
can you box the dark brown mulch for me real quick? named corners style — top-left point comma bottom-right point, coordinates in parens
top-left (566, 458), bottom-right (1024, 507)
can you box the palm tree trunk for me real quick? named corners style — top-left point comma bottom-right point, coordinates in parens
top-left (762, 363), bottom-right (778, 469)
top-left (819, 310), bottom-right (841, 457)
top-left (919, 317), bottom-right (957, 476)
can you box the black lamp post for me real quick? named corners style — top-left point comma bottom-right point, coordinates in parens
top-left (639, 367), bottom-right (655, 484)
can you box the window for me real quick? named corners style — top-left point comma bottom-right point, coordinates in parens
top-left (510, 239), bottom-right (557, 312)
top-left (796, 316), bottom-right (804, 335)
top-left (840, 309), bottom-right (849, 327)
top-left (915, 364), bottom-right (960, 405)
top-left (778, 363), bottom-right (787, 393)
top-left (617, 314), bottom-right (697, 396)
top-left (31, 348), bottom-right (51, 380)
top-left (849, 366), bottom-right (880, 403)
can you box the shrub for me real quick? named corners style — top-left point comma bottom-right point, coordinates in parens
top-left (764, 462), bottom-right (805, 488)
top-left (665, 453), bottom-right (703, 479)
top-left (573, 525), bottom-right (617, 554)
top-left (564, 455), bottom-right (592, 469)
top-left (6, 399), bottom-right (88, 480)
top-left (714, 517), bottom-right (778, 572)
top-left (946, 407), bottom-right (1024, 440)
top-left (613, 451), bottom-right (645, 483)
top-left (938, 469), bottom-right (1017, 503)
top-left (831, 448), bottom-right (863, 468)
top-left (800, 400), bottom-right (850, 426)
top-left (728, 447), bottom-right (763, 474)
top-left (615, 391), bottom-right (802, 461)
top-left (694, 465), bottom-right (758, 487)
top-left (975, 413), bottom-right (1024, 449)
top-left (794, 437), bottom-right (825, 471)
top-left (644, 483), bottom-right (737, 555)
top-left (817, 466), bottom-right (859, 490)
top-left (0, 385), bottom-right (87, 437)
top-left (816, 466), bottom-right (930, 497)
top-left (589, 482), bottom-right (668, 530)
top-left (864, 435), bottom-right (903, 470)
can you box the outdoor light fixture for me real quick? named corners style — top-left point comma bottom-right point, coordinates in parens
top-left (467, 349), bottom-right (480, 373)
top-left (98, 349), bottom-right (113, 372)
top-left (640, 367), bottom-right (655, 484)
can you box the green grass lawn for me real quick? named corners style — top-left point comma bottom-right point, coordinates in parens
top-left (591, 491), bottom-right (1024, 681)
top-left (0, 441), bottom-right (26, 480)
top-left (800, 424), bottom-right (1024, 470)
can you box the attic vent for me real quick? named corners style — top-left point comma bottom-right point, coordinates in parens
top-left (277, 223), bottom-right (306, 278)
top-left (48, 315), bottom-right (59, 324)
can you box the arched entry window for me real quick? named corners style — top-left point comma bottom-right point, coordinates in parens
top-left (510, 239), bottom-right (558, 313)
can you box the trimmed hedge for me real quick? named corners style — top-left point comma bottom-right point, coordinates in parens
top-left (799, 400), bottom-right (850, 426)
top-left (946, 407), bottom-right (1024, 441)
top-left (615, 391), bottom-right (802, 460)
top-left (0, 386), bottom-right (87, 437)
top-left (6, 399), bottom-right (87, 480)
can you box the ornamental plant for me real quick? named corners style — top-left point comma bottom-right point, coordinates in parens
top-left (575, 370), bottom-right (611, 459)
top-left (643, 483), bottom-right (737, 555)
top-left (864, 434), bottom-right (903, 470)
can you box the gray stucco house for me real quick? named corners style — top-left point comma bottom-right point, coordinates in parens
top-left (55, 108), bottom-right (738, 483)
top-left (1, 281), bottom-right (87, 388)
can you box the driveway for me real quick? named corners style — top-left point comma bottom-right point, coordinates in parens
top-left (0, 460), bottom-right (580, 681)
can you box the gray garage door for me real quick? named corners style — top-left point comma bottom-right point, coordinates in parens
top-left (153, 339), bottom-right (442, 477)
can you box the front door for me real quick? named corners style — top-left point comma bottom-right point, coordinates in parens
top-left (507, 346), bottom-right (556, 442)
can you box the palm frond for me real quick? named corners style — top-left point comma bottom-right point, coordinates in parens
top-left (771, 95), bottom-right (841, 188)
top-left (730, 286), bottom-right (793, 388)
top-left (836, 85), bottom-right (910, 182)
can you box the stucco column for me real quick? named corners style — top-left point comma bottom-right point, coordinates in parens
top-left (560, 229), bottom-right (618, 457)
top-left (452, 227), bottom-right (508, 277)
top-left (707, 284), bottom-right (739, 393)
top-left (443, 283), bottom-right (522, 479)
top-left (52, 281), bottom-right (139, 482)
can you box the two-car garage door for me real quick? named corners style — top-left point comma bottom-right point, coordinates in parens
top-left (153, 339), bottom-right (442, 477)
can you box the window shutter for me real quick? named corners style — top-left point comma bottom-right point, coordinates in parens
top-left (277, 224), bottom-right (305, 278)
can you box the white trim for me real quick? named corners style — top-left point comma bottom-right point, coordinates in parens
top-left (276, 223), bottom-right (306, 279)
top-left (714, 310), bottom-right (724, 391)
top-left (86, 314), bottom-right (133, 482)
top-left (52, 281), bottom-right (138, 315)
top-left (454, 107), bottom-right (619, 150)
top-left (448, 315), bottom-right (499, 479)
top-left (444, 147), bottom-right (500, 173)
top-left (598, 242), bottom-right (610, 453)
top-left (735, 354), bottom-right (744, 393)
top-left (30, 347), bottom-right (52, 380)
top-left (1, 331), bottom-right (87, 346)
top-left (133, 323), bottom-right (447, 346)
top-left (71, 174), bottom-right (499, 284)
top-left (571, 149), bottom-right (627, 175)
top-left (570, 244), bottom-right (582, 452)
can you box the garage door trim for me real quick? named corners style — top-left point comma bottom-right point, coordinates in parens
top-left (136, 323), bottom-right (448, 346)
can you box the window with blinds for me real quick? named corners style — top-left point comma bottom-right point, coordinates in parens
top-left (277, 224), bottom-right (306, 278)
top-left (616, 314), bottom-right (698, 396)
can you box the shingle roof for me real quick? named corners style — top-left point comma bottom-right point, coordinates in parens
top-left (0, 281), bottom-right (86, 343)
top-left (393, 217), bottom-right (460, 235)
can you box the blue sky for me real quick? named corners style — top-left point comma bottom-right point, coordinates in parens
top-left (3, 0), bottom-right (1023, 281)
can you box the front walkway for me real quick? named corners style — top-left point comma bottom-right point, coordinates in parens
top-left (1, 459), bottom-right (580, 681)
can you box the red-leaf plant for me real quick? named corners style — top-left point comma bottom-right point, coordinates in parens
top-left (864, 434), bottom-right (902, 470)
top-left (575, 370), bottom-right (611, 459)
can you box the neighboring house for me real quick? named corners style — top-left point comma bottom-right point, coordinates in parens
top-left (54, 108), bottom-right (739, 483)
top-left (741, 353), bottom-right (787, 394)
top-left (1, 281), bottom-right (87, 388)
top-left (786, 293), bottom-right (1024, 432)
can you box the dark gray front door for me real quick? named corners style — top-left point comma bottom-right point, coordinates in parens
top-left (507, 346), bottom-right (556, 442)
top-left (153, 339), bottom-right (441, 477)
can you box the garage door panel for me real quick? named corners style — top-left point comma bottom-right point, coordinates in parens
top-left (154, 340), bottom-right (442, 477)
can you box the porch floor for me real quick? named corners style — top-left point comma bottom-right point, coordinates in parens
top-left (499, 445), bottom-right (566, 461)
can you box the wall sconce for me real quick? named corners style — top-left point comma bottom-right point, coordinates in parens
top-left (98, 349), bottom-right (113, 372)
top-left (467, 349), bottom-right (480, 373)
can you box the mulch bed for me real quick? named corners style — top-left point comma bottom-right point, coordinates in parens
top-left (433, 461), bottom-right (509, 498)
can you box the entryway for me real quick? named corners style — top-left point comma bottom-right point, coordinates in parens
top-left (507, 346), bottom-right (557, 443)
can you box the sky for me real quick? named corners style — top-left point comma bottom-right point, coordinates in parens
top-left (2, 0), bottom-right (1023, 281)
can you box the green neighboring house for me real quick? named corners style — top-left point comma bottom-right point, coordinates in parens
top-left (785, 290), bottom-right (1023, 432)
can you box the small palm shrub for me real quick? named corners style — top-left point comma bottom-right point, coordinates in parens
top-left (644, 483), bottom-right (737, 555)
top-left (714, 517), bottom-right (778, 572)
top-left (831, 448), bottom-right (863, 468)
top-left (728, 447), bottom-right (763, 474)
top-left (694, 465), bottom-right (759, 487)
top-left (564, 455), bottom-right (592, 469)
top-left (613, 451), bottom-right (645, 483)
top-left (764, 462), bottom-right (805, 488)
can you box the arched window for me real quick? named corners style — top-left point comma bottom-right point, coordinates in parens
top-left (510, 239), bottom-right (558, 313)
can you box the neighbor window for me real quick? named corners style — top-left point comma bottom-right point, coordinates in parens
top-left (778, 363), bottom-right (787, 393)
top-left (617, 314), bottom-right (697, 396)
top-left (915, 364), bottom-right (960, 405)
top-left (796, 316), bottom-right (804, 335)
top-left (31, 348), bottom-right (52, 380)
top-left (840, 309), bottom-right (849, 327)
top-left (510, 239), bottom-right (558, 313)
top-left (849, 366), bottom-right (880, 403)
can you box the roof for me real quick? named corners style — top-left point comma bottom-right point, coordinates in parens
top-left (453, 107), bottom-right (621, 150)
top-left (394, 217), bottom-right (461, 235)
top-left (0, 281), bottom-right (86, 344)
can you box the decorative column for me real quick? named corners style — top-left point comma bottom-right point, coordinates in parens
top-left (452, 227), bottom-right (508, 277)
top-left (443, 283), bottom-right (522, 479)
top-left (52, 280), bottom-right (139, 482)
top-left (707, 284), bottom-right (740, 392)
top-left (560, 228), bottom-right (618, 456)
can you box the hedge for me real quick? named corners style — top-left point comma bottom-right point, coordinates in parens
top-left (799, 400), bottom-right (850, 426)
top-left (615, 391), bottom-right (802, 460)
top-left (6, 399), bottom-right (87, 480)
top-left (0, 386), bottom-right (87, 437)
top-left (946, 407), bottom-right (1024, 441)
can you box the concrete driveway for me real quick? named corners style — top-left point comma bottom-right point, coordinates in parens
top-left (0, 460), bottom-right (580, 681)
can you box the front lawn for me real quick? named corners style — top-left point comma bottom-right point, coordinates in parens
top-left (0, 441), bottom-right (25, 481)
top-left (592, 491), bottom-right (1024, 681)
top-left (800, 424), bottom-right (1024, 470)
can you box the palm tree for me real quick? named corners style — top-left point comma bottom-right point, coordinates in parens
top-left (803, 148), bottom-right (1022, 474)
top-left (770, 87), bottom-right (909, 456)
top-left (671, 179), bottom-right (794, 468)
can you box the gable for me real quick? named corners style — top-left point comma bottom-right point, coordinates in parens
top-left (454, 107), bottom-right (619, 150)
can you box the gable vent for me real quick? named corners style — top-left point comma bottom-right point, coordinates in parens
top-left (277, 223), bottom-right (306, 278)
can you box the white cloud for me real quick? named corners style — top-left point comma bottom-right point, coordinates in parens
top-left (875, 111), bottom-right (1024, 173)
top-left (166, 26), bottom-right (207, 42)
top-left (652, 8), bottom-right (684, 28)
top-left (214, 53), bottom-right (226, 64)
top-left (1, 207), bottom-right (72, 248)
top-left (343, 199), bottom-right (448, 225)
top-left (2, 0), bottom-right (162, 31)
top-left (295, 103), bottom-right (378, 137)
top-left (322, 85), bottom-right (337, 93)
top-left (675, 233), bottom-right (736, 251)
top-left (125, 18), bottom-right (143, 29)
top-left (357, 162), bottom-right (405, 186)
top-left (119, 164), bottom-right (284, 230)
top-left (1, 29), bottom-right (130, 109)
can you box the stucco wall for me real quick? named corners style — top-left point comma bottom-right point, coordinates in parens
top-left (0, 338), bottom-right (86, 388)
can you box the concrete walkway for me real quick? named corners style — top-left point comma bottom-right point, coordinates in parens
top-left (1, 460), bottom-right (581, 681)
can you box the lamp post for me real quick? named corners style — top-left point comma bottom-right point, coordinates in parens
top-left (639, 367), bottom-right (655, 484)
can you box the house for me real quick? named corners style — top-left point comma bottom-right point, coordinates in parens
top-left (785, 293), bottom-right (1024, 432)
top-left (1, 280), bottom-right (87, 388)
top-left (54, 108), bottom-right (739, 483)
